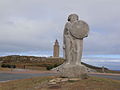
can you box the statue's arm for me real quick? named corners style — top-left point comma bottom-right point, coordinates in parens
top-left (63, 23), bottom-right (69, 49)
top-left (63, 28), bottom-right (67, 49)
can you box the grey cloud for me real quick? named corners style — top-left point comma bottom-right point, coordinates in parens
top-left (0, 0), bottom-right (120, 56)
top-left (82, 58), bottom-right (120, 70)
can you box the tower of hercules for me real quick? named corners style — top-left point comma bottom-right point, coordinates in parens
top-left (53, 39), bottom-right (59, 57)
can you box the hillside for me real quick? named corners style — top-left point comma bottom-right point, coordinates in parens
top-left (0, 55), bottom-right (64, 70)
top-left (0, 55), bottom-right (119, 73)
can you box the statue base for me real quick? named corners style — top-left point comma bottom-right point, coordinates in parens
top-left (53, 64), bottom-right (88, 78)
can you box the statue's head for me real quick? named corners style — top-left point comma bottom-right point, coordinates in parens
top-left (68, 14), bottom-right (79, 22)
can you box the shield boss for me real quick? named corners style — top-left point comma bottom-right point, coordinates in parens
top-left (69, 20), bottom-right (89, 39)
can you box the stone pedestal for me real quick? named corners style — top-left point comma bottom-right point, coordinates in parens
top-left (54, 64), bottom-right (88, 78)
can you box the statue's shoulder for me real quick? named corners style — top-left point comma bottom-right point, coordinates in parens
top-left (65, 22), bottom-right (71, 29)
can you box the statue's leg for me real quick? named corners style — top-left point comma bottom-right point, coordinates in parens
top-left (76, 39), bottom-right (83, 65)
top-left (64, 36), bottom-right (71, 64)
top-left (71, 38), bottom-right (77, 65)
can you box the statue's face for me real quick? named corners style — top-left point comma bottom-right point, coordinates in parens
top-left (68, 14), bottom-right (79, 22)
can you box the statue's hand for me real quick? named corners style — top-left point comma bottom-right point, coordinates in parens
top-left (63, 44), bottom-right (65, 49)
top-left (85, 34), bottom-right (88, 37)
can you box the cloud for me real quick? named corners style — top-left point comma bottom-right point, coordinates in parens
top-left (83, 59), bottom-right (120, 63)
top-left (0, 0), bottom-right (120, 56)
top-left (82, 57), bottom-right (120, 70)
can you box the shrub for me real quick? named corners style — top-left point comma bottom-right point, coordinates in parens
top-left (46, 65), bottom-right (54, 70)
top-left (1, 64), bottom-right (16, 68)
top-left (46, 64), bottom-right (60, 70)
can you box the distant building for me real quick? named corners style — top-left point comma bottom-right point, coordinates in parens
top-left (53, 39), bottom-right (59, 57)
top-left (102, 66), bottom-right (105, 73)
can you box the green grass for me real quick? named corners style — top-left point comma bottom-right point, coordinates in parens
top-left (0, 76), bottom-right (120, 90)
top-left (0, 76), bottom-right (55, 90)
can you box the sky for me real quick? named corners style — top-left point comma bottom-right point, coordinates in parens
top-left (0, 0), bottom-right (120, 70)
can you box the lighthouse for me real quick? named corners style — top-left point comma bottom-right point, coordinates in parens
top-left (53, 39), bottom-right (59, 57)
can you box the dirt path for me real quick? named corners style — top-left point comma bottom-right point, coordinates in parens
top-left (0, 69), bottom-right (56, 74)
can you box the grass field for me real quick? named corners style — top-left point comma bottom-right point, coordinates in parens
top-left (0, 67), bottom-right (11, 71)
top-left (0, 76), bottom-right (55, 90)
top-left (0, 76), bottom-right (120, 90)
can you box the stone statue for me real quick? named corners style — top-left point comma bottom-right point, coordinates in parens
top-left (53, 14), bottom-right (89, 78)
top-left (63, 14), bottom-right (89, 65)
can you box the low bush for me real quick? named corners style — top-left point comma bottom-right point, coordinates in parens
top-left (1, 64), bottom-right (16, 68)
top-left (46, 64), bottom-right (60, 70)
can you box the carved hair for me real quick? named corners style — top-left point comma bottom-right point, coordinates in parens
top-left (68, 14), bottom-right (79, 21)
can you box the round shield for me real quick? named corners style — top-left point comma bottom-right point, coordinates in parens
top-left (69, 20), bottom-right (89, 39)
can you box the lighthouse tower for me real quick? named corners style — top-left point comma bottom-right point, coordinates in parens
top-left (53, 39), bottom-right (59, 57)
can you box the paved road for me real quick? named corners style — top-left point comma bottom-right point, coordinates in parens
top-left (0, 72), bottom-right (56, 82)
top-left (89, 73), bottom-right (120, 80)
top-left (0, 72), bottom-right (120, 82)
